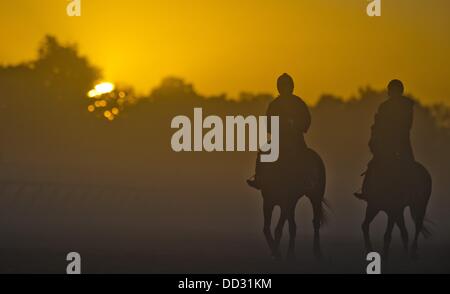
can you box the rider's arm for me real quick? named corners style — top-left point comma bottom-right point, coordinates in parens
top-left (303, 103), bottom-right (312, 133)
top-left (405, 102), bottom-right (414, 131)
top-left (266, 102), bottom-right (275, 134)
top-left (296, 100), bottom-right (311, 133)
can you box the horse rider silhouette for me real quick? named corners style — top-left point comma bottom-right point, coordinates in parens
top-left (355, 79), bottom-right (415, 201)
top-left (247, 74), bottom-right (327, 260)
top-left (355, 79), bottom-right (432, 259)
top-left (247, 73), bottom-right (311, 190)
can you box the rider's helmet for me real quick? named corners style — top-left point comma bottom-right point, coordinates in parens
top-left (388, 79), bottom-right (404, 98)
top-left (277, 73), bottom-right (294, 96)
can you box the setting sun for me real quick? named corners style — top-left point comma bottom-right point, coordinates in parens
top-left (88, 82), bottom-right (115, 98)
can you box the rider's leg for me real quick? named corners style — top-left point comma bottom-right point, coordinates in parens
top-left (355, 164), bottom-right (371, 200)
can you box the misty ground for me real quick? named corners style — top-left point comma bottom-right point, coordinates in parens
top-left (1, 237), bottom-right (448, 274)
top-left (0, 164), bottom-right (448, 274)
top-left (0, 191), bottom-right (448, 274)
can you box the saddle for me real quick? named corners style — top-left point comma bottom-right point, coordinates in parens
top-left (361, 157), bottom-right (416, 204)
top-left (259, 147), bottom-right (312, 192)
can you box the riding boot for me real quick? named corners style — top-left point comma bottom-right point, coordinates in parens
top-left (247, 152), bottom-right (262, 190)
top-left (354, 162), bottom-right (376, 201)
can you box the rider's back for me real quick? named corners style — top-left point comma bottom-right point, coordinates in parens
top-left (267, 94), bottom-right (311, 152)
top-left (370, 96), bottom-right (414, 161)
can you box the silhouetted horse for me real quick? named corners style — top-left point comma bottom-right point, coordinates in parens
top-left (361, 161), bottom-right (432, 260)
top-left (259, 148), bottom-right (327, 259)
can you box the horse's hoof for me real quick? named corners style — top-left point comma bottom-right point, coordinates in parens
top-left (314, 248), bottom-right (323, 260)
top-left (271, 251), bottom-right (282, 261)
top-left (410, 251), bottom-right (419, 261)
top-left (410, 244), bottom-right (419, 260)
top-left (287, 250), bottom-right (296, 261)
top-left (403, 247), bottom-right (409, 256)
top-left (364, 248), bottom-right (374, 256)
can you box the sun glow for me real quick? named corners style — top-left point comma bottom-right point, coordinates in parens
top-left (87, 82), bottom-right (115, 98)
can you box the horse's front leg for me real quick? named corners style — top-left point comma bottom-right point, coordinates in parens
top-left (383, 215), bottom-right (395, 261)
top-left (396, 211), bottom-right (409, 254)
top-left (362, 205), bottom-right (379, 254)
top-left (311, 198), bottom-right (323, 259)
top-left (287, 219), bottom-right (297, 260)
top-left (285, 198), bottom-right (297, 260)
top-left (273, 207), bottom-right (288, 259)
top-left (262, 200), bottom-right (276, 257)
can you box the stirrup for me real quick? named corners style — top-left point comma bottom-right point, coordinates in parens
top-left (353, 192), bottom-right (367, 201)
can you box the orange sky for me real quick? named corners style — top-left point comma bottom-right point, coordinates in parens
top-left (0, 0), bottom-right (449, 104)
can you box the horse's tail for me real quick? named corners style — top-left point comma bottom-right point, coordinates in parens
top-left (308, 148), bottom-right (329, 226)
top-left (420, 172), bottom-right (433, 239)
top-left (320, 198), bottom-right (332, 226)
top-left (410, 162), bottom-right (433, 238)
top-left (421, 218), bottom-right (434, 239)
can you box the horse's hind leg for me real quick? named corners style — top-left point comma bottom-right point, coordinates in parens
top-left (410, 203), bottom-right (427, 260)
top-left (396, 211), bottom-right (409, 253)
top-left (311, 198), bottom-right (323, 259)
top-left (411, 215), bottom-right (424, 260)
top-left (362, 206), bottom-right (379, 254)
top-left (383, 215), bottom-right (395, 261)
top-left (262, 200), bottom-right (276, 257)
top-left (410, 163), bottom-right (432, 260)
